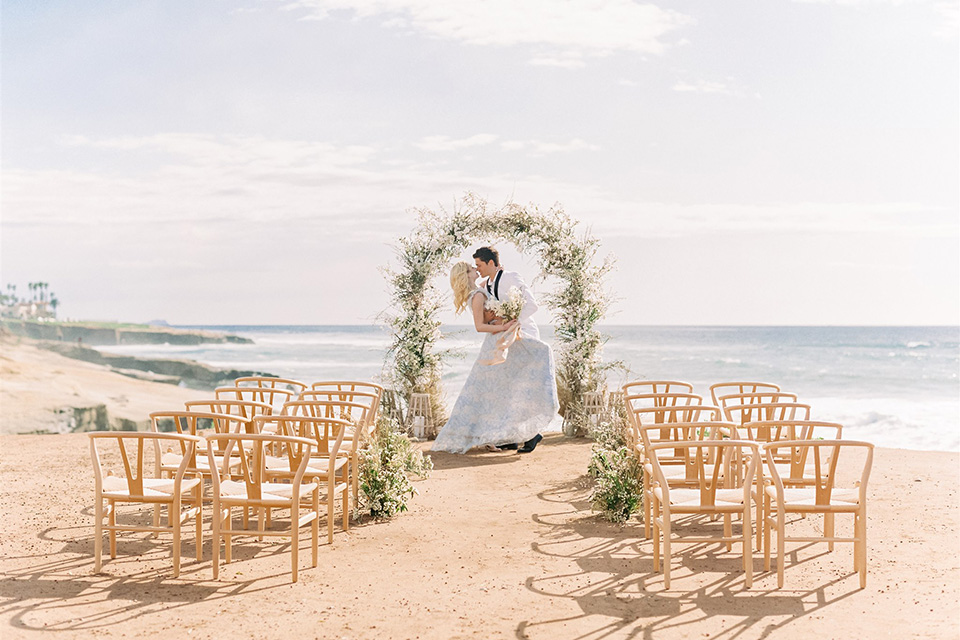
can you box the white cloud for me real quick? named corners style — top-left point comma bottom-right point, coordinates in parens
top-left (496, 138), bottom-right (601, 155)
top-left (7, 134), bottom-right (950, 243)
top-left (528, 56), bottom-right (587, 69)
top-left (671, 79), bottom-right (735, 95)
top-left (415, 134), bottom-right (499, 152)
top-left (277, 0), bottom-right (691, 59)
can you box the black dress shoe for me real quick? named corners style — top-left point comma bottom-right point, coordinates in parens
top-left (518, 434), bottom-right (543, 453)
top-left (496, 443), bottom-right (519, 451)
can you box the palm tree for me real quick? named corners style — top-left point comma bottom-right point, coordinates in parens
top-left (50, 295), bottom-right (59, 318)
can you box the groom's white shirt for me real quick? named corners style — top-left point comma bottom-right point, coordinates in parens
top-left (487, 269), bottom-right (540, 340)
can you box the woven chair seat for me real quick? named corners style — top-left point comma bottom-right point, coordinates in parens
top-left (101, 475), bottom-right (202, 499)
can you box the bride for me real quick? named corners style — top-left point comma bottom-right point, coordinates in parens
top-left (432, 261), bottom-right (560, 454)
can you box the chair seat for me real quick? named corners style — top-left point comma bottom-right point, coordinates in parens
top-left (161, 452), bottom-right (240, 472)
top-left (655, 487), bottom-right (747, 506)
top-left (264, 455), bottom-right (348, 474)
top-left (102, 475), bottom-right (202, 499)
top-left (765, 485), bottom-right (860, 506)
top-left (218, 480), bottom-right (319, 504)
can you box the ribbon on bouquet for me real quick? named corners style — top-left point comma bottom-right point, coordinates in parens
top-left (479, 324), bottom-right (521, 366)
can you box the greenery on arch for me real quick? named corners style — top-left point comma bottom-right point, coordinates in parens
top-left (381, 193), bottom-right (618, 436)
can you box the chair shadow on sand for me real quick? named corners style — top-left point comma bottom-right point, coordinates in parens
top-left (513, 475), bottom-right (864, 640)
top-left (0, 506), bottom-right (330, 634)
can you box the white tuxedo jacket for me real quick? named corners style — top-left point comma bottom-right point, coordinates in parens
top-left (486, 269), bottom-right (541, 340)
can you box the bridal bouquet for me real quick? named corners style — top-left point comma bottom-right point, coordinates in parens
top-left (480, 286), bottom-right (525, 366)
top-left (485, 286), bottom-right (524, 322)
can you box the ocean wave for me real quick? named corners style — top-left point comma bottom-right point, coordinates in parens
top-left (804, 396), bottom-right (959, 452)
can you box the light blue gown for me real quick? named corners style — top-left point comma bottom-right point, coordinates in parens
top-left (432, 291), bottom-right (560, 454)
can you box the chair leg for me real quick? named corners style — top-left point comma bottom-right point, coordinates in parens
top-left (643, 469), bottom-right (651, 539)
top-left (212, 502), bottom-right (221, 580)
top-left (743, 506), bottom-right (753, 589)
top-left (663, 517), bottom-right (672, 590)
top-left (723, 514), bottom-right (732, 551)
top-left (328, 490), bottom-right (335, 544)
top-left (776, 510), bottom-right (786, 589)
top-left (763, 496), bottom-right (772, 572)
top-left (825, 512), bottom-right (835, 551)
top-left (342, 483), bottom-right (350, 531)
top-left (291, 504), bottom-right (300, 583)
top-left (652, 495), bottom-right (661, 572)
top-left (353, 454), bottom-right (360, 504)
top-left (858, 509), bottom-right (868, 588)
top-left (94, 498), bottom-right (103, 573)
top-left (172, 497), bottom-right (181, 579)
top-left (225, 507), bottom-right (233, 564)
top-left (312, 491), bottom-right (319, 568)
top-left (195, 485), bottom-right (203, 562)
top-left (108, 500), bottom-right (117, 559)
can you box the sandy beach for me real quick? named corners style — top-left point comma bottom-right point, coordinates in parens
top-left (1, 337), bottom-right (958, 639)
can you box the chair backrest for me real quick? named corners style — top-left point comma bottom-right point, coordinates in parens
top-left (627, 404), bottom-right (725, 448)
top-left (184, 399), bottom-right (273, 426)
top-left (205, 433), bottom-right (315, 499)
top-left (150, 410), bottom-right (252, 455)
top-left (622, 380), bottom-right (694, 397)
top-left (648, 439), bottom-right (760, 506)
top-left (254, 415), bottom-right (350, 459)
top-left (215, 386), bottom-right (297, 411)
top-left (89, 432), bottom-right (203, 496)
top-left (297, 391), bottom-right (378, 427)
top-left (235, 376), bottom-right (308, 394)
top-left (709, 381), bottom-right (781, 406)
top-left (311, 380), bottom-right (383, 399)
top-left (763, 440), bottom-right (873, 505)
top-left (722, 401), bottom-right (811, 426)
top-left (739, 419), bottom-right (842, 445)
top-left (281, 400), bottom-right (372, 451)
top-left (624, 392), bottom-right (704, 444)
top-left (717, 391), bottom-right (798, 416)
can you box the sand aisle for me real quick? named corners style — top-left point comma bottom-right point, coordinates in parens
top-left (0, 432), bottom-right (957, 640)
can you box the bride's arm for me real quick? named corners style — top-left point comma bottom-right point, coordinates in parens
top-left (472, 293), bottom-right (515, 334)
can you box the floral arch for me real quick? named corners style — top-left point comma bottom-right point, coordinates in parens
top-left (381, 193), bottom-right (617, 436)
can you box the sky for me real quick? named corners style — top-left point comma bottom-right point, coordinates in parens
top-left (1, 0), bottom-right (958, 326)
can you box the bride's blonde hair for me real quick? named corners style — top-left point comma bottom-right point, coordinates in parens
top-left (450, 261), bottom-right (475, 315)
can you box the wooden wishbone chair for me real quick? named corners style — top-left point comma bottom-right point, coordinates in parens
top-left (89, 432), bottom-right (204, 577)
top-left (258, 415), bottom-right (352, 543)
top-left (740, 420), bottom-right (843, 550)
top-left (762, 440), bottom-right (873, 588)
top-left (206, 432), bottom-right (320, 582)
top-left (282, 399), bottom-right (371, 503)
top-left (648, 439), bottom-right (761, 589)
top-left (633, 410), bottom-right (729, 540)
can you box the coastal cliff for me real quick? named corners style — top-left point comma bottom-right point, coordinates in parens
top-left (0, 319), bottom-right (253, 346)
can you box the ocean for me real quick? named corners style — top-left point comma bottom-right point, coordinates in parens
top-left (95, 325), bottom-right (960, 452)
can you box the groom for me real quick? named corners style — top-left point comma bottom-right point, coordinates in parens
top-left (473, 246), bottom-right (544, 453)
